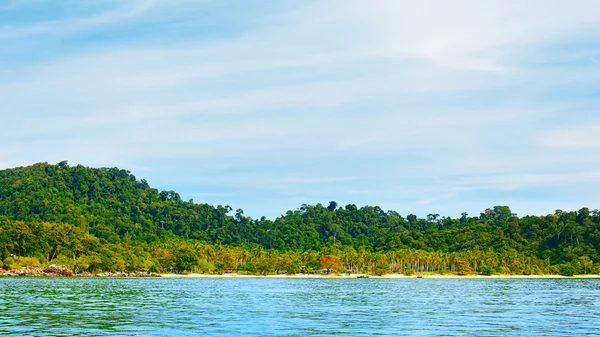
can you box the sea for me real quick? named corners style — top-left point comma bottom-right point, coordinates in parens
top-left (1, 277), bottom-right (599, 336)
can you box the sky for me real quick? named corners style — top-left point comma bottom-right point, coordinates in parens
top-left (1, 0), bottom-right (600, 219)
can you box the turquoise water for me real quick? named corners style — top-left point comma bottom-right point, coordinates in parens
top-left (1, 278), bottom-right (599, 336)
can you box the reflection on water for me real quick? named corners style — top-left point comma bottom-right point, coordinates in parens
top-left (1, 277), bottom-right (599, 336)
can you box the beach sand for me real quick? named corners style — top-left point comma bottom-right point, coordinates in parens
top-left (159, 273), bottom-right (600, 279)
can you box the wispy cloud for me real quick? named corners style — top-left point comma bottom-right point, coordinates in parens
top-left (540, 124), bottom-right (600, 150)
top-left (1, 0), bottom-right (599, 218)
top-left (0, 0), bottom-right (163, 39)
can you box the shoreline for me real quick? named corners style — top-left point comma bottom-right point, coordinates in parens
top-left (159, 272), bottom-right (600, 279)
top-left (2, 268), bottom-right (599, 279)
top-left (1, 272), bottom-right (598, 279)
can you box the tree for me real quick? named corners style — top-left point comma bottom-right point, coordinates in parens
top-left (1, 162), bottom-right (599, 276)
top-left (454, 258), bottom-right (471, 275)
top-left (579, 256), bottom-right (592, 274)
top-left (318, 255), bottom-right (343, 272)
top-left (175, 247), bottom-right (199, 273)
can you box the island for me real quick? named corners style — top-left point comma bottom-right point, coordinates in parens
top-left (1, 162), bottom-right (598, 278)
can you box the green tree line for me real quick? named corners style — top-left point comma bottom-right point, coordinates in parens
top-left (1, 162), bottom-right (599, 275)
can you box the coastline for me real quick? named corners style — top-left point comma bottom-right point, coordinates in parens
top-left (159, 272), bottom-right (600, 279)
top-left (3, 266), bottom-right (599, 279)
top-left (2, 270), bottom-right (599, 278)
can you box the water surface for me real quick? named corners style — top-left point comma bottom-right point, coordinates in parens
top-left (1, 277), bottom-right (599, 336)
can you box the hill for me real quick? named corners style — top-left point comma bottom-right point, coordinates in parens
top-left (0, 161), bottom-right (599, 275)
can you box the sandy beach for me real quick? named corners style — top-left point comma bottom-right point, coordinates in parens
top-left (160, 273), bottom-right (600, 279)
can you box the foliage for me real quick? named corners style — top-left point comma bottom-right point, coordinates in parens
top-left (371, 264), bottom-right (389, 276)
top-left (9, 256), bottom-right (42, 269)
top-left (0, 162), bottom-right (599, 275)
top-left (403, 268), bottom-right (415, 276)
top-left (479, 265), bottom-right (495, 276)
top-left (318, 255), bottom-right (343, 272)
top-left (175, 248), bottom-right (199, 273)
top-left (455, 259), bottom-right (472, 276)
top-left (559, 264), bottom-right (576, 276)
top-left (51, 254), bottom-right (75, 270)
top-left (2, 257), bottom-right (14, 269)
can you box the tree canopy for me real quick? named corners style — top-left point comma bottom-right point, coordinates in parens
top-left (1, 162), bottom-right (599, 275)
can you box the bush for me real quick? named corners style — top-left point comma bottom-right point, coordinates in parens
top-left (213, 263), bottom-right (226, 274)
top-left (238, 262), bottom-right (259, 274)
top-left (497, 266), bottom-right (512, 275)
top-left (11, 256), bottom-right (42, 269)
top-left (197, 259), bottom-right (214, 274)
top-left (547, 265), bottom-right (560, 275)
top-left (305, 261), bottom-right (321, 273)
top-left (403, 268), bottom-right (415, 276)
top-left (2, 257), bottom-right (14, 269)
top-left (339, 268), bottom-right (353, 275)
top-left (148, 261), bottom-right (162, 273)
top-left (50, 254), bottom-right (74, 270)
top-left (74, 254), bottom-right (102, 273)
top-left (532, 266), bottom-right (544, 275)
top-left (371, 265), bottom-right (390, 276)
top-left (559, 264), bottom-right (576, 277)
top-left (479, 265), bottom-right (495, 276)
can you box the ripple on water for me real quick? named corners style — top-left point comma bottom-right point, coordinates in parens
top-left (1, 277), bottom-right (600, 336)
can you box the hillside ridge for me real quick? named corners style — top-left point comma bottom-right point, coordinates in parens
top-left (1, 161), bottom-right (598, 275)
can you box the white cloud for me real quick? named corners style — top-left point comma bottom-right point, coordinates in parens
top-left (0, 0), bottom-right (163, 39)
top-left (540, 124), bottom-right (600, 150)
top-left (1, 0), bottom-right (599, 217)
top-left (275, 0), bottom-right (600, 71)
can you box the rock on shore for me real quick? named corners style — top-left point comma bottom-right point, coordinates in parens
top-left (44, 264), bottom-right (73, 276)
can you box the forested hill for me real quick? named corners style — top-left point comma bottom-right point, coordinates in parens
top-left (1, 162), bottom-right (599, 268)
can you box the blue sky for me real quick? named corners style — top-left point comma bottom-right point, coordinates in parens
top-left (1, 0), bottom-right (600, 219)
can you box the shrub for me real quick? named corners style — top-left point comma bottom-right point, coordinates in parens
top-left (522, 267), bottom-right (534, 275)
top-left (238, 262), bottom-right (259, 274)
top-left (403, 268), bottom-right (415, 276)
top-left (371, 265), bottom-right (390, 276)
top-left (547, 265), bottom-right (559, 275)
top-left (285, 263), bottom-right (301, 274)
top-left (213, 263), bottom-right (226, 274)
top-left (479, 265), bottom-right (495, 276)
top-left (11, 256), bottom-right (42, 269)
top-left (197, 259), bottom-right (214, 274)
top-left (497, 266), bottom-right (512, 275)
top-left (304, 261), bottom-right (321, 273)
top-left (559, 264), bottom-right (576, 277)
top-left (148, 262), bottom-right (162, 273)
top-left (2, 257), bottom-right (14, 269)
top-left (74, 254), bottom-right (102, 273)
top-left (50, 254), bottom-right (74, 270)
top-left (339, 268), bottom-right (353, 275)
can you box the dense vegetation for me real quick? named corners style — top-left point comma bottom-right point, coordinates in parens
top-left (1, 162), bottom-right (599, 276)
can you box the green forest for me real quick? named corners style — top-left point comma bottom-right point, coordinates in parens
top-left (1, 161), bottom-right (599, 276)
